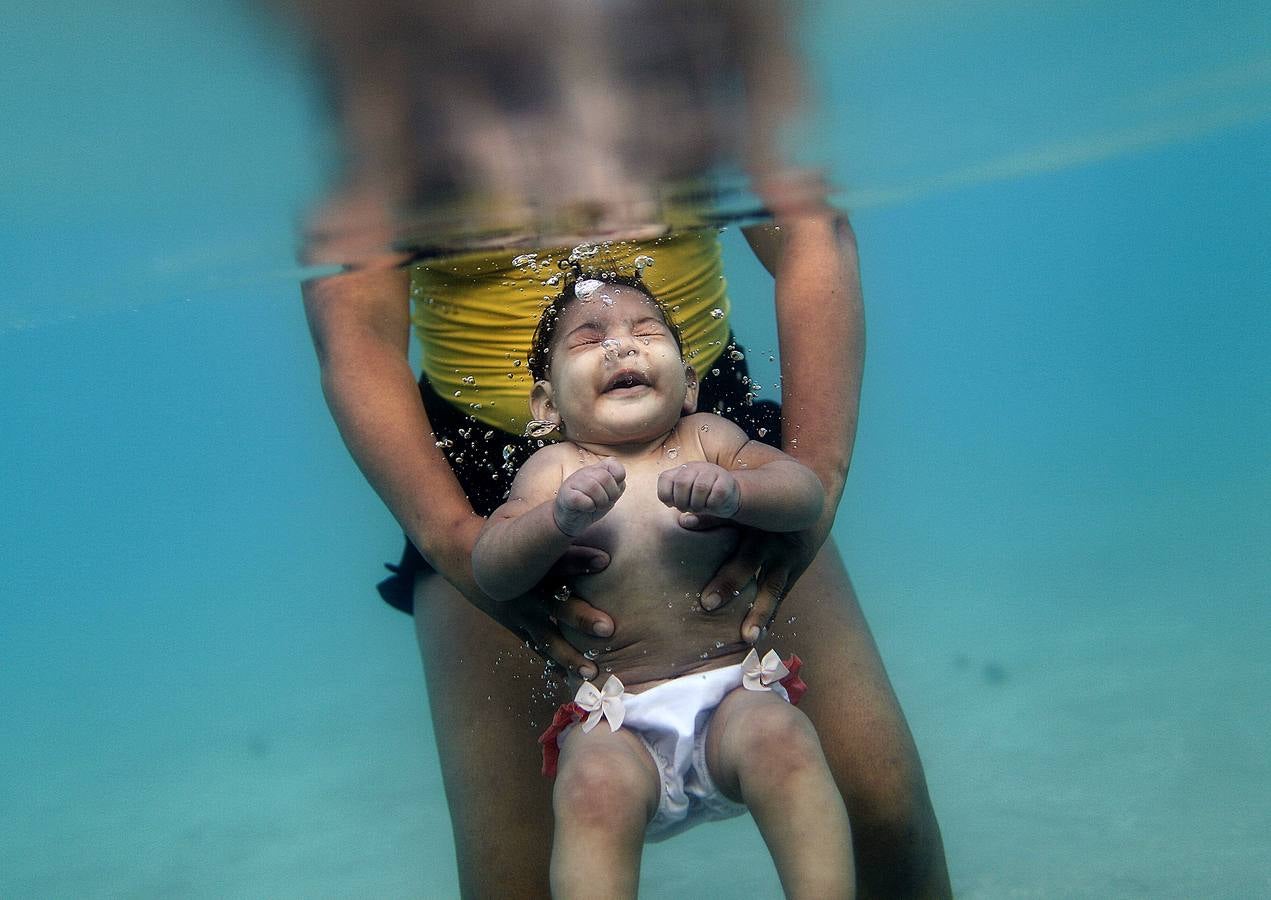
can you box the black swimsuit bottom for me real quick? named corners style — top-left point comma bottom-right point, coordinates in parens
top-left (377, 333), bottom-right (782, 614)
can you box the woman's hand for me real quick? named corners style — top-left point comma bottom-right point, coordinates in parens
top-left (693, 517), bottom-right (832, 644)
top-left (475, 544), bottom-right (617, 680)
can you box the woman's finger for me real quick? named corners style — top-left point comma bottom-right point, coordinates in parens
top-left (699, 531), bottom-right (767, 611)
top-left (522, 619), bottom-right (598, 679)
top-left (553, 591), bottom-right (615, 639)
top-left (555, 544), bottom-right (611, 576)
top-left (741, 562), bottom-right (791, 644)
top-left (678, 512), bottom-right (727, 530)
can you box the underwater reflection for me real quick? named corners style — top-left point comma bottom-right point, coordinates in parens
top-left (270, 0), bottom-right (827, 264)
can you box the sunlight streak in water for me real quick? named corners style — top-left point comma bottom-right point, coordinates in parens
top-left (851, 93), bottom-right (1271, 210)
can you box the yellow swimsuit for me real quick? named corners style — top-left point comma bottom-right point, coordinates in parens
top-left (411, 230), bottom-right (731, 436)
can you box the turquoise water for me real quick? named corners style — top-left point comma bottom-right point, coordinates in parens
top-left (3, 2), bottom-right (1269, 896)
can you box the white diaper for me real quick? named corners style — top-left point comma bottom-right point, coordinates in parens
top-left (541, 649), bottom-right (804, 841)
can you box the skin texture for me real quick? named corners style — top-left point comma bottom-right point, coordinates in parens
top-left (304, 210), bottom-right (952, 898)
top-left (411, 540), bottom-right (945, 898)
top-left (470, 283), bottom-right (852, 898)
top-left (550, 687), bottom-right (853, 900)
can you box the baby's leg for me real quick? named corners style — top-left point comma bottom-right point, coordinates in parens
top-left (551, 721), bottom-right (662, 900)
top-left (706, 688), bottom-right (855, 900)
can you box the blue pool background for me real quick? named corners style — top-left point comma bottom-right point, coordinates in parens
top-left (3, 2), bottom-right (1269, 896)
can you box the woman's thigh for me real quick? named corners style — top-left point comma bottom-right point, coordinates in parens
top-left (764, 542), bottom-right (953, 899)
top-left (412, 569), bottom-right (560, 899)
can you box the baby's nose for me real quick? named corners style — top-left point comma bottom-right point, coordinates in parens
top-left (600, 337), bottom-right (638, 359)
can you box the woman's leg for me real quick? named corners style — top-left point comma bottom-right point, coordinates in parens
top-left (412, 569), bottom-right (559, 899)
top-left (764, 544), bottom-right (953, 899)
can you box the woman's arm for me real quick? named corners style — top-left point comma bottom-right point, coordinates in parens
top-left (745, 207), bottom-right (864, 517)
top-left (303, 264), bottom-right (489, 596)
top-left (698, 205), bottom-right (865, 639)
top-left (302, 261), bottom-right (617, 672)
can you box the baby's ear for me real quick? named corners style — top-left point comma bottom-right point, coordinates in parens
top-left (681, 365), bottom-right (699, 415)
top-left (530, 380), bottom-right (562, 426)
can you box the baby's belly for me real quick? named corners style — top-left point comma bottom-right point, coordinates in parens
top-left (561, 610), bottom-right (752, 694)
top-left (559, 529), bottom-right (752, 691)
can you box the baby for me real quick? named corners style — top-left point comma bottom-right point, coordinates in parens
top-left (472, 277), bottom-right (854, 899)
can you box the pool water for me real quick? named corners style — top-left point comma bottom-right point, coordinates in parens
top-left (3, 2), bottom-right (1268, 896)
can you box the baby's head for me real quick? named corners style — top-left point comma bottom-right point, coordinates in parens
top-left (529, 276), bottom-right (697, 445)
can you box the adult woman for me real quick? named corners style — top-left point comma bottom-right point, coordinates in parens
top-left (285, 0), bottom-right (950, 891)
top-left (303, 204), bottom-right (950, 896)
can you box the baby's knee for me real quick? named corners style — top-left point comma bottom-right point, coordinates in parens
top-left (732, 701), bottom-right (825, 775)
top-left (553, 746), bottom-right (655, 829)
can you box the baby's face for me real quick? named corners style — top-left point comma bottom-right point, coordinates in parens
top-left (536, 285), bottom-right (694, 444)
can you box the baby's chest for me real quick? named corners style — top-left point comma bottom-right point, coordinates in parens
top-left (584, 468), bottom-right (686, 551)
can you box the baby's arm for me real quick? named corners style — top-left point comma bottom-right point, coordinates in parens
top-left (472, 447), bottom-right (626, 601)
top-left (657, 413), bottom-right (824, 532)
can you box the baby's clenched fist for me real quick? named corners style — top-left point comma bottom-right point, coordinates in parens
top-left (555, 458), bottom-right (626, 536)
top-left (657, 462), bottom-right (740, 524)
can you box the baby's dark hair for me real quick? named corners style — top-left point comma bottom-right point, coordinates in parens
top-left (529, 272), bottom-right (684, 382)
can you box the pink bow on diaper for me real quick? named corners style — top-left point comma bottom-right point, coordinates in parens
top-left (741, 648), bottom-right (790, 691)
top-left (574, 675), bottom-right (626, 733)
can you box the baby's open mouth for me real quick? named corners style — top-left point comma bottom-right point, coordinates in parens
top-left (603, 370), bottom-right (651, 393)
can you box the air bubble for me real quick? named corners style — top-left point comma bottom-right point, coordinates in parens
top-left (634, 254), bottom-right (655, 270)
top-left (710, 308), bottom-right (724, 319)
top-left (666, 447), bottom-right (679, 459)
top-left (461, 375), bottom-right (476, 385)
top-left (700, 423), bottom-right (710, 431)
top-left (728, 350), bottom-right (744, 361)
